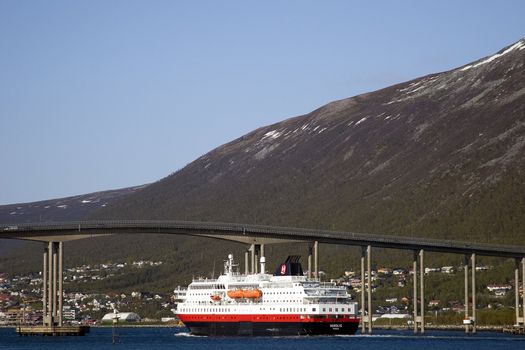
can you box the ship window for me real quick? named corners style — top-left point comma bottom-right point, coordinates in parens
top-left (312, 308), bottom-right (316, 312)
top-left (335, 308), bottom-right (339, 312)
top-left (329, 308), bottom-right (332, 312)
top-left (322, 308), bottom-right (326, 312)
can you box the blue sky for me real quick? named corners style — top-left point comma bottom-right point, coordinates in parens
top-left (0, 0), bottom-right (524, 205)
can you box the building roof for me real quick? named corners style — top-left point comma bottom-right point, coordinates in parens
top-left (101, 312), bottom-right (141, 321)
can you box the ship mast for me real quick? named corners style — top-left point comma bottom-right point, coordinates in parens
top-left (224, 254), bottom-right (237, 276)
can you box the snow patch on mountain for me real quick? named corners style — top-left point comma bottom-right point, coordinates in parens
top-left (355, 117), bottom-right (367, 126)
top-left (461, 41), bottom-right (525, 71)
top-left (262, 130), bottom-right (283, 140)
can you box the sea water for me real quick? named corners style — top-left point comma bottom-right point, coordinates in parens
top-left (1, 327), bottom-right (524, 350)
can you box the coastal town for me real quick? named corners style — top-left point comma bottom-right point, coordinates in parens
top-left (0, 259), bottom-right (519, 327)
top-left (0, 260), bottom-right (178, 326)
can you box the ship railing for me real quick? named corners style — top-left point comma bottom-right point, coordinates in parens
top-left (302, 299), bottom-right (353, 305)
top-left (192, 277), bottom-right (219, 283)
top-left (302, 302), bottom-right (354, 306)
top-left (318, 282), bottom-right (337, 288)
top-left (304, 291), bottom-right (348, 297)
top-left (288, 276), bottom-right (308, 281)
top-left (302, 281), bottom-right (337, 288)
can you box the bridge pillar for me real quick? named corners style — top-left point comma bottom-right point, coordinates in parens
top-left (419, 249), bottom-right (425, 334)
top-left (412, 250), bottom-right (425, 334)
top-left (522, 257), bottom-right (525, 328)
top-left (42, 241), bottom-right (63, 327)
top-left (250, 244), bottom-right (255, 274)
top-left (314, 241), bottom-right (319, 280)
top-left (42, 246), bottom-right (48, 321)
top-left (413, 251), bottom-right (418, 334)
top-left (59, 242), bottom-right (63, 326)
top-left (471, 253), bottom-right (476, 333)
top-left (307, 244), bottom-right (313, 279)
top-left (245, 250), bottom-right (249, 275)
top-left (358, 246), bottom-right (373, 334)
top-left (360, 246), bottom-right (366, 334)
top-left (45, 242), bottom-right (53, 326)
top-left (52, 243), bottom-right (57, 320)
top-left (514, 259), bottom-right (520, 326)
top-left (464, 255), bottom-right (469, 333)
top-left (367, 245), bottom-right (372, 334)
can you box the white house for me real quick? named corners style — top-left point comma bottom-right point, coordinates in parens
top-left (101, 312), bottom-right (141, 322)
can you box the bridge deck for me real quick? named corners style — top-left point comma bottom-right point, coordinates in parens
top-left (1, 220), bottom-right (524, 258)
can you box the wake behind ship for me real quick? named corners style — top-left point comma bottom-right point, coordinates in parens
top-left (176, 254), bottom-right (360, 336)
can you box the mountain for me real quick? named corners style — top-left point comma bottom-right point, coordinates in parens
top-left (2, 38), bottom-right (525, 289)
top-left (96, 39), bottom-right (525, 242)
top-left (0, 186), bottom-right (145, 258)
top-left (0, 185), bottom-right (146, 224)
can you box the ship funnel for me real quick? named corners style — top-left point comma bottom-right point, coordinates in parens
top-left (260, 257), bottom-right (266, 274)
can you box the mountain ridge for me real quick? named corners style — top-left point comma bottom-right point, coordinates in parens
top-left (92, 38), bottom-right (525, 242)
top-left (1, 38), bottom-right (524, 288)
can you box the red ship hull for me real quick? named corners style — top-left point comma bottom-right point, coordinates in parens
top-left (178, 314), bottom-right (360, 336)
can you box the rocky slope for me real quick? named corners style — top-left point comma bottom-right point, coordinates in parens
top-left (0, 185), bottom-right (146, 224)
top-left (96, 39), bottom-right (525, 243)
top-left (0, 186), bottom-right (145, 256)
top-left (2, 39), bottom-right (524, 288)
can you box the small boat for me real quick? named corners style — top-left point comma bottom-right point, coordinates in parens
top-left (210, 294), bottom-right (221, 301)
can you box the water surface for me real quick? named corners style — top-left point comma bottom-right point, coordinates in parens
top-left (1, 327), bottom-right (523, 350)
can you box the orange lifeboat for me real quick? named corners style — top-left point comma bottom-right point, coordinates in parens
top-left (227, 290), bottom-right (244, 299)
top-left (243, 289), bottom-right (262, 299)
top-left (227, 289), bottom-right (263, 299)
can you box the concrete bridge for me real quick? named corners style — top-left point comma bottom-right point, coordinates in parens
top-left (2, 220), bottom-right (525, 334)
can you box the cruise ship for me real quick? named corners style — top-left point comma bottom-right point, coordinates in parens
top-left (176, 254), bottom-right (360, 336)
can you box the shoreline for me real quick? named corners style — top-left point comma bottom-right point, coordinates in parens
top-left (0, 324), bottom-right (509, 331)
top-left (373, 325), bottom-right (506, 332)
top-left (0, 324), bottom-right (183, 329)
